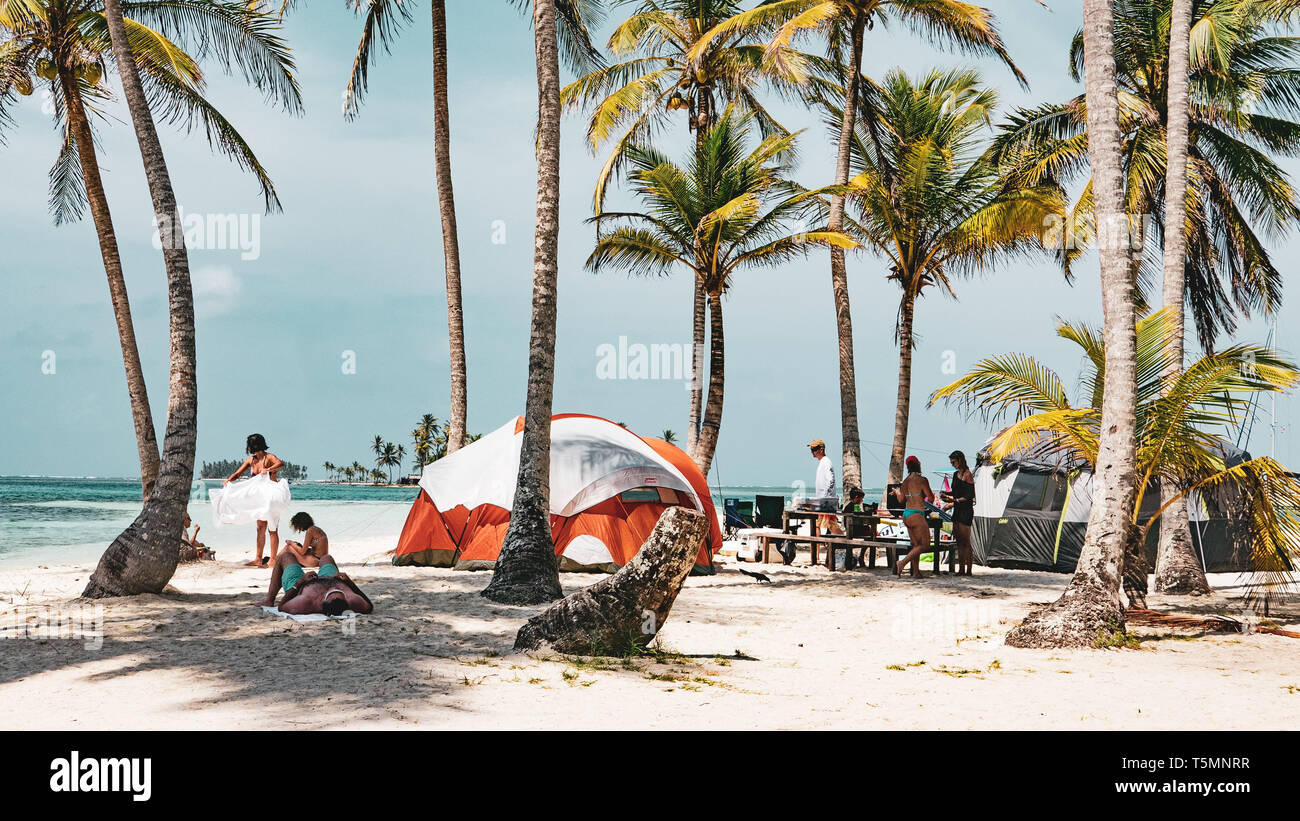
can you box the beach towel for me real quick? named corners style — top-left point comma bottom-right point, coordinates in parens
top-left (210, 473), bottom-right (291, 532)
top-left (260, 606), bottom-right (358, 622)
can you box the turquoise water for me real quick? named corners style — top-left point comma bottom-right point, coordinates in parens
top-left (0, 476), bottom-right (819, 568)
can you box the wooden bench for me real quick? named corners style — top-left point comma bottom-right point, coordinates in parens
top-left (757, 529), bottom-right (955, 574)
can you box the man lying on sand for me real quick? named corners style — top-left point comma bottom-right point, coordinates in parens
top-left (257, 512), bottom-right (373, 615)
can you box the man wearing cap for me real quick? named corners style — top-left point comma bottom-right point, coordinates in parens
top-left (808, 439), bottom-right (843, 537)
top-left (809, 439), bottom-right (836, 499)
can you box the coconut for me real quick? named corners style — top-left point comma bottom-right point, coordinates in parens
top-left (15, 74), bottom-right (33, 96)
top-left (81, 63), bottom-right (103, 86)
top-left (36, 58), bottom-right (56, 81)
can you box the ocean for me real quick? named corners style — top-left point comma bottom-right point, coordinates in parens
top-left (0, 476), bottom-right (824, 569)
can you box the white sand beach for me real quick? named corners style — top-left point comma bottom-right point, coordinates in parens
top-left (2, 510), bottom-right (1298, 731)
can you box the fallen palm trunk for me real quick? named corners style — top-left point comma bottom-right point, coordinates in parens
top-left (514, 507), bottom-right (709, 655)
top-left (1125, 608), bottom-right (1300, 638)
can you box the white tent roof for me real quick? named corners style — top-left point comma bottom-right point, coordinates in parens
top-left (417, 415), bottom-right (702, 517)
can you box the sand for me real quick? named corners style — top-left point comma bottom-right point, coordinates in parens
top-left (1, 526), bottom-right (1298, 730)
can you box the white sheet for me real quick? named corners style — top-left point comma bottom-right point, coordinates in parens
top-left (210, 473), bottom-right (291, 532)
top-left (260, 606), bottom-right (358, 622)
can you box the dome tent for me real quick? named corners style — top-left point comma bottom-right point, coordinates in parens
top-left (972, 431), bottom-right (1255, 573)
top-left (393, 414), bottom-right (720, 573)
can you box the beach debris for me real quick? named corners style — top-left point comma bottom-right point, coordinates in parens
top-left (514, 508), bottom-right (710, 655)
top-left (1124, 608), bottom-right (1300, 639)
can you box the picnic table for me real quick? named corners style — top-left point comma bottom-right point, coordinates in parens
top-left (758, 508), bottom-right (954, 574)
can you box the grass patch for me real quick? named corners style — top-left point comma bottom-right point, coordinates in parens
top-left (1095, 624), bottom-right (1141, 650)
top-left (885, 660), bottom-right (927, 671)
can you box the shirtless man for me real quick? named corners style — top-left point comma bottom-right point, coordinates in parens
top-left (279, 575), bottom-right (373, 616)
top-left (258, 512), bottom-right (333, 607)
top-left (893, 455), bottom-right (936, 578)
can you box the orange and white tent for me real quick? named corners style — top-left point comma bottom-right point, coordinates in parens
top-left (393, 414), bottom-right (720, 572)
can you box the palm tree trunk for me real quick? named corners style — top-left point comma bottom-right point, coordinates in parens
top-left (481, 0), bottom-right (564, 605)
top-left (60, 73), bottom-right (160, 500)
top-left (687, 278), bottom-right (705, 455)
top-left (432, 0), bottom-right (468, 454)
top-left (886, 288), bottom-right (914, 503)
top-left (827, 12), bottom-right (865, 499)
top-left (1154, 0), bottom-right (1211, 596)
top-left (84, 0), bottom-right (197, 597)
top-left (1007, 0), bottom-right (1136, 647)
top-left (687, 123), bottom-right (709, 458)
top-left (693, 289), bottom-right (725, 479)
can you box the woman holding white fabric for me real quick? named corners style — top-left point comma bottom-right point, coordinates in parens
top-left (215, 433), bottom-right (291, 567)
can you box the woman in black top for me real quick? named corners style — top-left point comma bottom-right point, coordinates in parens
top-left (944, 450), bottom-right (976, 576)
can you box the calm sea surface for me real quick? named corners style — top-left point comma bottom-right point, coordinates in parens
top-left (0, 477), bottom-right (844, 568)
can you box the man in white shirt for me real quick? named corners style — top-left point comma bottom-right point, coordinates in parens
top-left (808, 439), bottom-right (843, 536)
top-left (809, 439), bottom-right (836, 498)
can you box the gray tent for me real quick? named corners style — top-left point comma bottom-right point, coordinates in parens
top-left (972, 433), bottom-right (1255, 573)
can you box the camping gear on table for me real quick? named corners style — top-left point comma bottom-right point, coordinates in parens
top-left (393, 414), bottom-right (721, 573)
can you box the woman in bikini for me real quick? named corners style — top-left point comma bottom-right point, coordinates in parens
top-left (943, 450), bottom-right (976, 576)
top-left (223, 433), bottom-right (287, 567)
top-left (893, 455), bottom-right (935, 578)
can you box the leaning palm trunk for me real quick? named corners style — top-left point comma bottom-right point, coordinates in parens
top-left (481, 0), bottom-right (564, 605)
top-left (828, 13), bottom-right (866, 499)
top-left (60, 75), bottom-right (160, 500)
top-left (432, 0), bottom-right (468, 454)
top-left (693, 290), bottom-right (725, 479)
top-left (1007, 0), bottom-right (1137, 648)
top-left (886, 290), bottom-right (915, 502)
top-left (84, 0), bottom-right (197, 597)
top-left (687, 279), bottom-right (706, 455)
top-left (687, 120), bottom-right (711, 459)
top-left (1154, 0), bottom-right (1211, 596)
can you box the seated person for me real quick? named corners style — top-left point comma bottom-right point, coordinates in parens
top-left (841, 487), bottom-right (866, 514)
top-left (256, 512), bottom-right (374, 615)
top-left (180, 513), bottom-right (207, 560)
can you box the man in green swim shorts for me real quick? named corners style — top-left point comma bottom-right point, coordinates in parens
top-left (258, 512), bottom-right (339, 607)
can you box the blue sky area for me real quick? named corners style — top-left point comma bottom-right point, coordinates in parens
top-left (0, 1), bottom-right (1294, 488)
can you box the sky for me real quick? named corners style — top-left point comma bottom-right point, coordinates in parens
top-left (0, 1), bottom-right (1296, 490)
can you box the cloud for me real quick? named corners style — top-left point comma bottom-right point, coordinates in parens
top-left (191, 265), bottom-right (243, 318)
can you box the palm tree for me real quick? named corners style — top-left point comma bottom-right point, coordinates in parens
top-left (563, 1), bottom-right (821, 455)
top-left (323, 460), bottom-right (335, 481)
top-left (587, 107), bottom-right (857, 479)
top-left (931, 307), bottom-right (1300, 608)
top-left (378, 441), bottom-right (399, 483)
top-left (990, 0), bottom-right (1300, 351)
top-left (991, 0), bottom-right (1300, 598)
top-left (482, 0), bottom-right (605, 605)
top-left (834, 69), bottom-right (1064, 505)
top-left (82, 0), bottom-right (201, 596)
top-left (352, 461), bottom-right (366, 483)
top-left (694, 0), bottom-right (1026, 497)
top-left (662, 428), bottom-right (677, 445)
top-left (1156, 0), bottom-right (1203, 594)
top-left (0, 0), bottom-right (299, 499)
top-left (278, 0), bottom-right (603, 455)
top-left (1003, 0), bottom-right (1138, 648)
